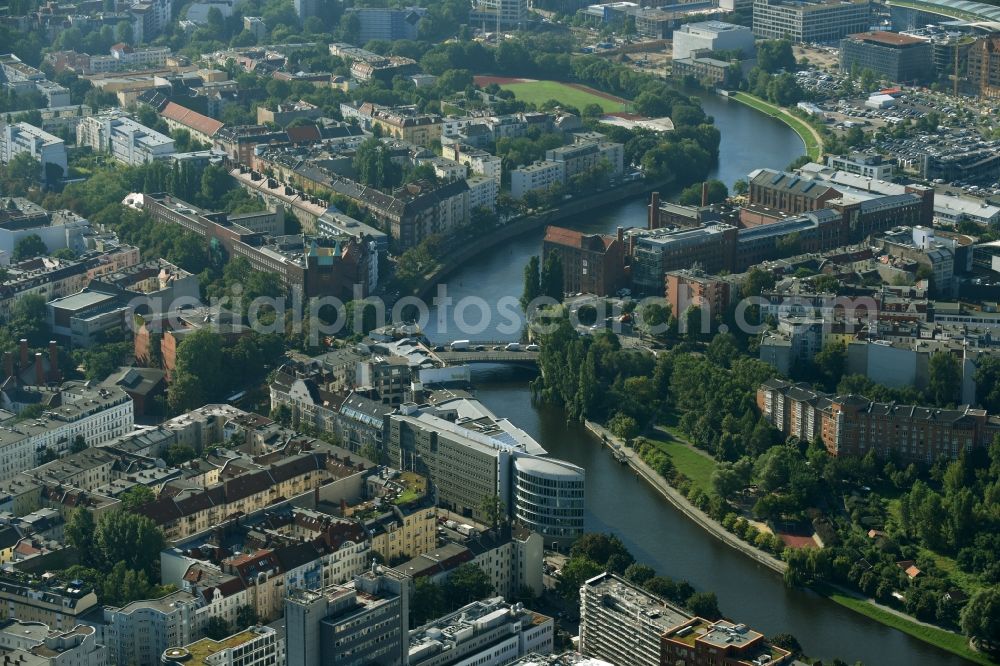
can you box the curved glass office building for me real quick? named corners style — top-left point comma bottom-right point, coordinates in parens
top-left (513, 455), bottom-right (586, 548)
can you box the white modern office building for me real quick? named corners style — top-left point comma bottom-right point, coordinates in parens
top-left (77, 112), bottom-right (175, 165)
top-left (0, 122), bottom-right (68, 181)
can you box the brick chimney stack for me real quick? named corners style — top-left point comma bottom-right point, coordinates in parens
top-left (19, 339), bottom-right (28, 368)
top-left (3, 352), bottom-right (13, 379)
top-left (648, 192), bottom-right (660, 230)
top-left (48, 341), bottom-right (59, 383)
top-left (701, 181), bottom-right (708, 207)
top-left (34, 353), bottom-right (44, 386)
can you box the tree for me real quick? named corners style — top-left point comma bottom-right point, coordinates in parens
top-left (204, 617), bottom-right (231, 640)
top-left (163, 444), bottom-right (197, 466)
top-left (625, 563), bottom-right (656, 585)
top-left (10, 293), bottom-right (50, 345)
top-left (768, 633), bottom-right (803, 656)
top-left (353, 137), bottom-right (402, 190)
top-left (94, 510), bottom-right (165, 577)
top-left (813, 342), bottom-right (847, 390)
top-left (677, 180), bottom-right (727, 206)
top-left (557, 556), bottom-right (603, 600)
top-left (928, 352), bottom-right (961, 406)
top-left (961, 587), bottom-right (1000, 653)
top-left (120, 485), bottom-right (156, 511)
top-left (412, 577), bottom-right (446, 625)
top-left (12, 234), bottom-right (47, 262)
top-left (686, 591), bottom-right (722, 619)
top-left (571, 533), bottom-right (634, 570)
top-left (608, 412), bottom-right (639, 442)
top-left (478, 495), bottom-right (506, 529)
top-left (2, 153), bottom-right (41, 196)
top-left (64, 508), bottom-right (96, 566)
top-left (200, 165), bottom-right (232, 206)
top-left (756, 39), bottom-right (795, 73)
top-left (443, 563), bottom-right (493, 608)
top-left (521, 255), bottom-right (540, 311)
top-left (70, 435), bottom-right (87, 453)
top-left (235, 604), bottom-right (258, 628)
top-left (975, 355), bottom-right (1000, 412)
top-left (540, 251), bottom-right (564, 302)
top-left (168, 329), bottom-right (224, 412)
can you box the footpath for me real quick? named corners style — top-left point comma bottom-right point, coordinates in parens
top-left (583, 420), bottom-right (787, 575)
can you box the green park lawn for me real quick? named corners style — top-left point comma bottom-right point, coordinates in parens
top-left (500, 80), bottom-right (627, 114)
top-left (646, 431), bottom-right (717, 495)
top-left (811, 582), bottom-right (992, 665)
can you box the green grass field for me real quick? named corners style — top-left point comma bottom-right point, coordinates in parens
top-left (730, 92), bottom-right (823, 161)
top-left (646, 433), bottom-right (717, 494)
top-left (500, 80), bottom-right (627, 113)
top-left (811, 582), bottom-right (992, 665)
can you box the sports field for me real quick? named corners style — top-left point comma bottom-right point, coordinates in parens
top-left (475, 77), bottom-right (628, 113)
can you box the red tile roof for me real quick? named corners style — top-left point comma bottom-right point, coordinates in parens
top-left (160, 102), bottom-right (224, 138)
top-left (544, 226), bottom-right (585, 248)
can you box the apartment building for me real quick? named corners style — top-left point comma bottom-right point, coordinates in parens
top-left (580, 573), bottom-right (690, 666)
top-left (544, 141), bottom-right (624, 181)
top-left (580, 573), bottom-right (790, 666)
top-left (664, 270), bottom-right (733, 321)
top-left (88, 45), bottom-right (172, 73)
top-left (469, 0), bottom-right (527, 28)
top-left (661, 618), bottom-right (791, 666)
top-left (443, 144), bottom-right (502, 186)
top-left (967, 35), bottom-right (1000, 99)
top-left (77, 112), bottom-right (175, 165)
top-left (370, 108), bottom-right (443, 147)
top-left (101, 591), bottom-right (202, 666)
top-left (752, 0), bottom-right (870, 43)
top-left (542, 226), bottom-right (628, 297)
top-left (132, 451), bottom-right (367, 540)
top-left (408, 597), bottom-right (553, 666)
top-left (284, 567), bottom-right (409, 666)
top-left (0, 576), bottom-right (98, 631)
top-left (0, 55), bottom-right (71, 108)
top-left (345, 7), bottom-right (427, 42)
top-left (0, 123), bottom-right (68, 182)
top-left (161, 626), bottom-right (281, 666)
top-left (757, 379), bottom-right (1000, 462)
top-left (467, 175), bottom-right (499, 212)
top-left (0, 620), bottom-right (107, 666)
top-left (256, 100), bottom-right (322, 126)
top-left (0, 382), bottom-right (134, 481)
top-left (510, 161), bottom-right (565, 200)
top-left (0, 248), bottom-right (140, 321)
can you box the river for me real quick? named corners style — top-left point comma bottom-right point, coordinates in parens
top-left (421, 90), bottom-right (809, 342)
top-left (422, 91), bottom-right (973, 665)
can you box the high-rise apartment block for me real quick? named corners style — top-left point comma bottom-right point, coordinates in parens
top-left (285, 567), bottom-right (409, 666)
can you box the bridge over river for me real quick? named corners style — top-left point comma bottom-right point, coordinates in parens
top-left (434, 343), bottom-right (540, 366)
